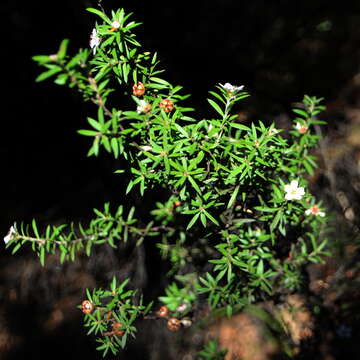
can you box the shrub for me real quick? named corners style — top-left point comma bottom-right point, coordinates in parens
top-left (5, 6), bottom-right (329, 357)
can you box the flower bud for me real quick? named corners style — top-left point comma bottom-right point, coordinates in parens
top-left (81, 300), bottom-right (94, 314)
top-left (167, 317), bottom-right (181, 331)
top-left (137, 100), bottom-right (152, 113)
top-left (173, 201), bottom-right (182, 208)
top-left (159, 99), bottom-right (174, 112)
top-left (112, 322), bottom-right (125, 336)
top-left (110, 21), bottom-right (121, 31)
top-left (295, 122), bottom-right (308, 134)
top-left (156, 305), bottom-right (169, 318)
top-left (132, 82), bottom-right (146, 96)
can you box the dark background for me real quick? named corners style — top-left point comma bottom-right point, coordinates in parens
top-left (3, 0), bottom-right (360, 230)
top-left (2, 0), bottom-right (360, 359)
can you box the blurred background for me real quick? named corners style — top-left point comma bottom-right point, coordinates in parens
top-left (2, 0), bottom-right (360, 358)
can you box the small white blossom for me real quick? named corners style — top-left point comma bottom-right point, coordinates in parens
top-left (305, 205), bottom-right (325, 217)
top-left (90, 28), bottom-right (101, 54)
top-left (111, 21), bottom-right (120, 30)
top-left (295, 122), bottom-right (308, 134)
top-left (137, 100), bottom-right (151, 113)
top-left (219, 83), bottom-right (244, 93)
top-left (175, 303), bottom-right (188, 313)
top-left (180, 318), bottom-right (192, 328)
top-left (140, 145), bottom-right (152, 152)
top-left (284, 180), bottom-right (305, 201)
top-left (4, 225), bottom-right (16, 244)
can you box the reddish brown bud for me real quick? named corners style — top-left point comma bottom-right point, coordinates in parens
top-left (113, 322), bottom-right (125, 336)
top-left (159, 99), bottom-right (174, 112)
top-left (132, 82), bottom-right (145, 96)
top-left (167, 317), bottom-right (181, 331)
top-left (81, 300), bottom-right (94, 314)
top-left (157, 305), bottom-right (169, 318)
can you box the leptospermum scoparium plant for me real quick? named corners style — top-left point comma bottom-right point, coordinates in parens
top-left (5, 7), bottom-right (330, 356)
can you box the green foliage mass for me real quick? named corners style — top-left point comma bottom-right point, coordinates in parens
top-left (5, 7), bottom-right (330, 356)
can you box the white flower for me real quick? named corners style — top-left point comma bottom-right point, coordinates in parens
top-left (284, 180), bottom-right (305, 201)
top-left (90, 28), bottom-right (101, 54)
top-left (305, 205), bottom-right (325, 217)
top-left (140, 145), bottom-right (152, 152)
top-left (219, 83), bottom-right (244, 93)
top-left (4, 225), bottom-right (16, 244)
top-left (175, 303), bottom-right (188, 313)
top-left (180, 318), bottom-right (192, 328)
top-left (137, 100), bottom-right (151, 113)
top-left (111, 21), bottom-right (120, 30)
top-left (295, 122), bottom-right (308, 134)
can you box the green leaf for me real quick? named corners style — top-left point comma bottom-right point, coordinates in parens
top-left (195, 213), bottom-right (207, 230)
top-left (255, 206), bottom-right (278, 213)
top-left (150, 77), bottom-right (171, 87)
top-left (174, 123), bottom-right (188, 137)
top-left (102, 136), bottom-right (111, 152)
top-left (111, 137), bottom-right (119, 158)
top-left (32, 219), bottom-right (40, 238)
top-left (270, 209), bottom-right (283, 232)
top-left (57, 39), bottom-right (69, 59)
top-left (303, 159), bottom-right (314, 175)
top-left (126, 177), bottom-right (142, 194)
top-left (35, 67), bottom-right (62, 82)
top-left (86, 8), bottom-right (112, 24)
top-left (32, 55), bottom-right (52, 64)
top-left (230, 123), bottom-right (250, 131)
top-left (11, 243), bottom-right (22, 255)
top-left (204, 210), bottom-right (219, 226)
top-left (226, 305), bottom-right (233, 318)
top-left (122, 63), bottom-right (129, 83)
top-left (257, 259), bottom-right (264, 275)
top-left (77, 129), bottom-right (99, 136)
top-left (209, 91), bottom-right (227, 104)
top-left (39, 246), bottom-right (45, 266)
top-left (98, 106), bottom-right (104, 125)
top-left (188, 176), bottom-right (201, 194)
top-left (87, 117), bottom-right (103, 131)
top-left (227, 185), bottom-right (240, 209)
top-left (127, 207), bottom-right (135, 222)
top-left (54, 74), bottom-right (68, 85)
top-left (292, 108), bottom-right (308, 118)
top-left (207, 99), bottom-right (224, 116)
top-left (187, 213), bottom-right (200, 230)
